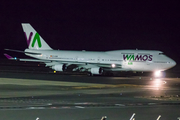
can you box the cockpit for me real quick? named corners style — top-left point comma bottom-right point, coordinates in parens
top-left (159, 53), bottom-right (165, 55)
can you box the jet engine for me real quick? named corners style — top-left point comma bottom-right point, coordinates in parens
top-left (90, 67), bottom-right (103, 75)
top-left (52, 64), bottom-right (67, 71)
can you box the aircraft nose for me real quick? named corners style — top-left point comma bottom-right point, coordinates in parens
top-left (172, 60), bottom-right (176, 67)
top-left (170, 59), bottom-right (176, 67)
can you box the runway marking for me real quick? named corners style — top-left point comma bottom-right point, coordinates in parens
top-left (75, 106), bottom-right (85, 108)
top-left (61, 106), bottom-right (71, 109)
top-left (74, 102), bottom-right (94, 105)
top-left (148, 103), bottom-right (156, 105)
top-left (0, 78), bottom-right (109, 87)
top-left (26, 107), bottom-right (45, 109)
top-left (115, 104), bottom-right (125, 106)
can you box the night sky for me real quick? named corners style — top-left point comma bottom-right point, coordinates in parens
top-left (0, 1), bottom-right (180, 68)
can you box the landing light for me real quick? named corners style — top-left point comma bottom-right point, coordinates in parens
top-left (111, 64), bottom-right (116, 68)
top-left (154, 71), bottom-right (162, 77)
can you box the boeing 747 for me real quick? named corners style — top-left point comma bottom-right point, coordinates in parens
top-left (4, 23), bottom-right (176, 76)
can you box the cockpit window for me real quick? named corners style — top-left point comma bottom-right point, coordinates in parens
top-left (159, 53), bottom-right (164, 55)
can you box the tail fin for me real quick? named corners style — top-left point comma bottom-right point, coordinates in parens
top-left (22, 23), bottom-right (52, 50)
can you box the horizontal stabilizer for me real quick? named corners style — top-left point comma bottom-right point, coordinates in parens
top-left (4, 49), bottom-right (42, 55)
top-left (4, 53), bottom-right (14, 59)
top-left (4, 53), bottom-right (50, 63)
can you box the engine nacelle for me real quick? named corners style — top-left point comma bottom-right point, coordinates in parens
top-left (52, 64), bottom-right (67, 71)
top-left (90, 67), bottom-right (103, 75)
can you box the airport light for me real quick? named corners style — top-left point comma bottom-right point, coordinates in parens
top-left (163, 81), bottom-right (167, 84)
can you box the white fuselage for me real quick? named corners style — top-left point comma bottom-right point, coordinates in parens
top-left (25, 49), bottom-right (176, 72)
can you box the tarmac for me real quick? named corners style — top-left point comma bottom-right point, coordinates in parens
top-left (0, 71), bottom-right (180, 120)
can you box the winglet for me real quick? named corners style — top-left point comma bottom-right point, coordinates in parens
top-left (4, 53), bottom-right (14, 60)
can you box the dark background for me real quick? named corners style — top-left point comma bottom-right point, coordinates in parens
top-left (0, 1), bottom-right (180, 70)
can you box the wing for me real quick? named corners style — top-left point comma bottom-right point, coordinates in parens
top-left (4, 54), bottom-right (128, 72)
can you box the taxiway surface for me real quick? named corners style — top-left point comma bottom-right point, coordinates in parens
top-left (0, 72), bottom-right (180, 120)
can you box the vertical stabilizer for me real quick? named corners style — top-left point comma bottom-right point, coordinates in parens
top-left (22, 23), bottom-right (52, 50)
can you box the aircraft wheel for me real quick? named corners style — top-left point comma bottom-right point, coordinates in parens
top-left (87, 72), bottom-right (93, 76)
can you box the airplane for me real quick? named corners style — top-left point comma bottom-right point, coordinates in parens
top-left (4, 23), bottom-right (176, 76)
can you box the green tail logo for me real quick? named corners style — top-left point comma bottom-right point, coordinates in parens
top-left (25, 32), bottom-right (42, 48)
top-left (31, 32), bottom-right (42, 48)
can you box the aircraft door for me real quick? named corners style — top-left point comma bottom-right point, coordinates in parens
top-left (97, 56), bottom-right (101, 63)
